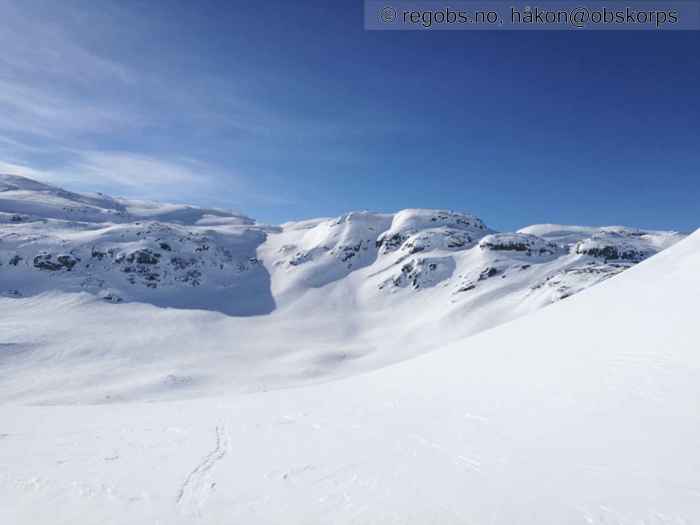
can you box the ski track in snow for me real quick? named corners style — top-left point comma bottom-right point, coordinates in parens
top-left (176, 425), bottom-right (230, 518)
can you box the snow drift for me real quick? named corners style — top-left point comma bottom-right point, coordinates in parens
top-left (1, 220), bottom-right (698, 523)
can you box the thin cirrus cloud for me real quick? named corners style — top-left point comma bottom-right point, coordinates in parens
top-left (0, 1), bottom-right (131, 83)
top-left (0, 80), bottom-right (141, 138)
top-left (0, 1), bottom-right (138, 138)
top-left (0, 152), bottom-right (233, 201)
top-left (62, 151), bottom-right (219, 192)
top-left (0, 1), bottom-right (251, 207)
top-left (0, 1), bottom-right (350, 219)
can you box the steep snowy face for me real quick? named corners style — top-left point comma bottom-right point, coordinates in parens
top-left (267, 211), bottom-right (393, 291)
top-left (376, 209), bottom-right (489, 255)
top-left (263, 209), bottom-right (493, 301)
top-left (364, 210), bottom-right (489, 293)
top-left (255, 211), bottom-right (392, 306)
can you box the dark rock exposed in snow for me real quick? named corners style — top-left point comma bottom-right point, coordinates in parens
top-left (33, 253), bottom-right (80, 271)
top-left (0, 175), bottom-right (685, 316)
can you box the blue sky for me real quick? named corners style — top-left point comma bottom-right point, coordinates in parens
top-left (0, 0), bottom-right (698, 231)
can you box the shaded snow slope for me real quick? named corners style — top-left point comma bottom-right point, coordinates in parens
top-left (0, 175), bottom-right (688, 402)
top-left (1, 229), bottom-right (699, 524)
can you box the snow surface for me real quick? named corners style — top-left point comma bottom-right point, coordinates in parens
top-left (1, 174), bottom-right (697, 522)
top-left (0, 175), bottom-right (686, 403)
top-left (1, 219), bottom-right (699, 524)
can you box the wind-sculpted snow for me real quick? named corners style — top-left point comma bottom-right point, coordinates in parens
top-left (0, 175), bottom-right (687, 402)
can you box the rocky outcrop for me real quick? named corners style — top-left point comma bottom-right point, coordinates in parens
top-left (479, 233), bottom-right (559, 257)
top-left (0, 175), bottom-right (685, 317)
top-left (379, 256), bottom-right (456, 290)
top-left (377, 210), bottom-right (489, 255)
top-left (530, 263), bottom-right (630, 302)
top-left (575, 241), bottom-right (647, 262)
top-left (33, 253), bottom-right (80, 271)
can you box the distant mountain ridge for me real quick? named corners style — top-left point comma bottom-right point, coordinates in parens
top-left (0, 173), bottom-right (687, 402)
top-left (0, 173), bottom-right (683, 314)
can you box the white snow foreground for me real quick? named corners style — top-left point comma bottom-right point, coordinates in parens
top-left (1, 228), bottom-right (699, 524)
top-left (0, 174), bottom-right (687, 403)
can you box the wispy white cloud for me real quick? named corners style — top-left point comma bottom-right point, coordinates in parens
top-left (0, 79), bottom-right (142, 138)
top-left (0, 150), bottom-right (220, 189)
top-left (63, 151), bottom-right (215, 189)
top-left (0, 150), bottom-right (296, 213)
top-left (0, 1), bottom-right (132, 84)
top-left (0, 2), bottom-right (223, 202)
top-left (0, 1), bottom-right (340, 217)
top-left (0, 159), bottom-right (52, 180)
top-left (0, 1), bottom-right (140, 138)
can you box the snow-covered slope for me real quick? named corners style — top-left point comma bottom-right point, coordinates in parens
top-left (1, 226), bottom-right (698, 524)
top-left (0, 173), bottom-right (254, 225)
top-left (0, 174), bottom-right (687, 402)
top-left (0, 174), bottom-right (272, 315)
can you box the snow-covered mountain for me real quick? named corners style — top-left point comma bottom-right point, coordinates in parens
top-left (1, 173), bottom-right (683, 314)
top-left (0, 173), bottom-right (686, 402)
top-left (2, 202), bottom-right (699, 524)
